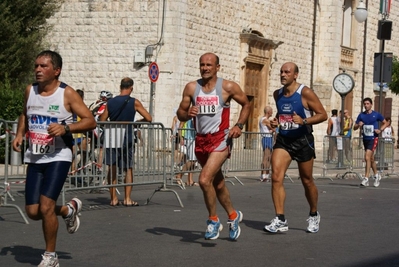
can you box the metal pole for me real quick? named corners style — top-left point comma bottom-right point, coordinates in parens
top-left (149, 82), bottom-right (155, 118)
top-left (379, 38), bottom-right (385, 114)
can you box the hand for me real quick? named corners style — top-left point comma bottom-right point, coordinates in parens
top-left (229, 125), bottom-right (242, 139)
top-left (270, 118), bottom-right (279, 128)
top-left (47, 123), bottom-right (66, 137)
top-left (188, 106), bottom-right (199, 117)
top-left (292, 111), bottom-right (303, 125)
top-left (12, 136), bottom-right (23, 152)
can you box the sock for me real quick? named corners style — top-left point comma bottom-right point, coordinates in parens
top-left (209, 215), bottom-right (218, 222)
top-left (309, 211), bottom-right (318, 217)
top-left (277, 214), bottom-right (285, 221)
top-left (44, 251), bottom-right (56, 257)
top-left (64, 205), bottom-right (73, 218)
top-left (228, 210), bottom-right (238, 220)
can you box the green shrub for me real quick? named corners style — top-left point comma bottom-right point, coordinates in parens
top-left (0, 76), bottom-right (25, 163)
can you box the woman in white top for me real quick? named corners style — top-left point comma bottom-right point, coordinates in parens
top-left (382, 117), bottom-right (394, 141)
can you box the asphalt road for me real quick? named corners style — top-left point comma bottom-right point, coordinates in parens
top-left (1, 172), bottom-right (399, 267)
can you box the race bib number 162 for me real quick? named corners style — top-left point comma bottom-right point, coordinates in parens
top-left (29, 132), bottom-right (55, 155)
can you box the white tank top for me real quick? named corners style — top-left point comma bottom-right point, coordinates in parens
top-left (192, 78), bottom-right (230, 134)
top-left (259, 116), bottom-right (272, 137)
top-left (331, 117), bottom-right (340, 136)
top-left (24, 83), bottom-right (73, 163)
top-left (382, 126), bottom-right (393, 139)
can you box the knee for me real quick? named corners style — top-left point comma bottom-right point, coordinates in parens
top-left (301, 176), bottom-right (315, 187)
top-left (198, 177), bottom-right (212, 188)
top-left (25, 206), bottom-right (40, 220)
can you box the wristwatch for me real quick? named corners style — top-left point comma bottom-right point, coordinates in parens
top-left (64, 124), bottom-right (71, 135)
top-left (235, 123), bottom-right (244, 130)
top-left (303, 119), bottom-right (308, 125)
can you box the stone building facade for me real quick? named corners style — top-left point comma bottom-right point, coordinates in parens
top-left (45, 0), bottom-right (399, 147)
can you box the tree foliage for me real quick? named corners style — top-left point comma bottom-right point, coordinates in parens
top-left (389, 56), bottom-right (399, 95)
top-left (0, 0), bottom-right (62, 87)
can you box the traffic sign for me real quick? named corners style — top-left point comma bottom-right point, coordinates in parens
top-left (148, 62), bottom-right (159, 83)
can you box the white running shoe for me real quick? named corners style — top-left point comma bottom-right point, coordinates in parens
top-left (38, 253), bottom-right (59, 267)
top-left (63, 198), bottom-right (82, 234)
top-left (360, 177), bottom-right (369, 187)
top-left (307, 212), bottom-right (321, 233)
top-left (264, 217), bottom-right (288, 233)
top-left (373, 173), bottom-right (382, 187)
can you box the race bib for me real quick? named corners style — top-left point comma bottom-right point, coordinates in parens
top-left (279, 114), bottom-right (299, 130)
top-left (196, 95), bottom-right (218, 114)
top-left (363, 125), bottom-right (374, 136)
top-left (29, 131), bottom-right (55, 155)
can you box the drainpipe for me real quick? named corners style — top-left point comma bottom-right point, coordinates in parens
top-left (310, 0), bottom-right (318, 89)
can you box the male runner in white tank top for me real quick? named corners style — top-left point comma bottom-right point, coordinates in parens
top-left (177, 52), bottom-right (250, 241)
top-left (12, 50), bottom-right (96, 267)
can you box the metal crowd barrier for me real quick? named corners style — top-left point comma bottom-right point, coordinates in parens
top-left (62, 121), bottom-right (184, 207)
top-left (319, 136), bottom-right (397, 180)
top-left (375, 137), bottom-right (398, 178)
top-left (319, 135), bottom-right (352, 180)
top-left (0, 119), bottom-right (29, 224)
top-left (170, 130), bottom-right (282, 185)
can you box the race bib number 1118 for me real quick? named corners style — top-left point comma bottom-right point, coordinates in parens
top-left (196, 95), bottom-right (219, 114)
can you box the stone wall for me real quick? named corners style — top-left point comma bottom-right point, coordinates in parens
top-left (44, 0), bottom-right (399, 148)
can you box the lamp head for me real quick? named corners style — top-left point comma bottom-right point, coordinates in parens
top-left (354, 0), bottom-right (368, 23)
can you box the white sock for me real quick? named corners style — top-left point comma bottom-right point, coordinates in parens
top-left (44, 251), bottom-right (56, 257)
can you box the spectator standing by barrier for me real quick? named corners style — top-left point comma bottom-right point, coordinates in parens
top-left (71, 89), bottom-right (89, 172)
top-left (343, 109), bottom-right (353, 162)
top-left (177, 52), bottom-right (250, 240)
top-left (353, 97), bottom-right (387, 187)
top-left (259, 106), bottom-right (274, 182)
top-left (99, 77), bottom-right (152, 206)
top-left (326, 109), bottom-right (340, 163)
top-left (12, 50), bottom-right (96, 266)
top-left (90, 91), bottom-right (113, 169)
top-left (171, 110), bottom-right (184, 169)
top-left (264, 62), bottom-right (327, 234)
top-left (175, 118), bottom-right (198, 186)
top-left (382, 117), bottom-right (394, 140)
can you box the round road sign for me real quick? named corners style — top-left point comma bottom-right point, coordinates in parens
top-left (148, 62), bottom-right (159, 83)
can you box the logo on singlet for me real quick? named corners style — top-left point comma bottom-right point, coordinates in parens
top-left (281, 103), bottom-right (293, 112)
top-left (30, 115), bottom-right (58, 130)
top-left (48, 105), bottom-right (60, 113)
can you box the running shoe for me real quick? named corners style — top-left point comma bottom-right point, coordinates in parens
top-left (205, 219), bottom-right (223, 240)
top-left (373, 173), bottom-right (381, 187)
top-left (38, 253), bottom-right (59, 267)
top-left (306, 212), bottom-right (321, 233)
top-left (63, 198), bottom-right (82, 234)
top-left (260, 174), bottom-right (270, 182)
top-left (227, 210), bottom-right (243, 240)
top-left (264, 217), bottom-right (288, 233)
top-left (360, 177), bottom-right (369, 187)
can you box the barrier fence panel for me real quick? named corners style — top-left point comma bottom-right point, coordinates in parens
top-left (319, 135), bottom-right (352, 180)
top-left (221, 131), bottom-right (294, 183)
top-left (375, 138), bottom-right (398, 178)
top-left (170, 128), bottom-right (201, 188)
top-left (62, 121), bottom-right (184, 207)
top-left (0, 119), bottom-right (29, 224)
